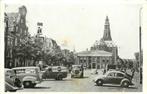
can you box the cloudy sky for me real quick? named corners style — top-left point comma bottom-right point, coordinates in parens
top-left (4, 0), bottom-right (144, 59)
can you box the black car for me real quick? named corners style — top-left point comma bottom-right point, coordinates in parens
top-left (42, 66), bottom-right (68, 80)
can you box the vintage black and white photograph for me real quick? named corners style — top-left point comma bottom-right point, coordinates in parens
top-left (3, 0), bottom-right (145, 92)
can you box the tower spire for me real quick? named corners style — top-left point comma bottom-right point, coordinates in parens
top-left (102, 16), bottom-right (112, 41)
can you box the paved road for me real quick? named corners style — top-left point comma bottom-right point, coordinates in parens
top-left (17, 69), bottom-right (142, 92)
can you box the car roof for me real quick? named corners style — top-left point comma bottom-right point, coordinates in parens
top-left (5, 68), bottom-right (12, 70)
top-left (72, 65), bottom-right (81, 67)
top-left (107, 70), bottom-right (125, 74)
top-left (5, 68), bottom-right (13, 72)
top-left (52, 66), bottom-right (66, 68)
top-left (12, 66), bottom-right (39, 70)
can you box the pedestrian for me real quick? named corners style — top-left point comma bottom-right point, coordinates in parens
top-left (131, 68), bottom-right (135, 80)
top-left (69, 66), bottom-right (72, 73)
top-left (103, 69), bottom-right (106, 74)
top-left (140, 67), bottom-right (142, 84)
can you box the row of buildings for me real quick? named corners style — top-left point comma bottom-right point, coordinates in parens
top-left (5, 6), bottom-right (29, 68)
top-left (4, 6), bottom-right (62, 68)
top-left (5, 5), bottom-right (74, 68)
top-left (5, 5), bottom-right (139, 70)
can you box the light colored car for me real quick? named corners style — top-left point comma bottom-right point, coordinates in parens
top-left (42, 66), bottom-right (68, 80)
top-left (12, 67), bottom-right (42, 88)
top-left (93, 70), bottom-right (133, 87)
top-left (5, 68), bottom-right (22, 92)
top-left (71, 65), bottom-right (84, 78)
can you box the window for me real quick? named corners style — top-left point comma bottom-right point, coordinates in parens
top-left (15, 69), bottom-right (25, 74)
top-left (25, 69), bottom-right (36, 74)
top-left (15, 69), bottom-right (36, 74)
top-left (117, 73), bottom-right (124, 77)
top-left (107, 72), bottom-right (115, 77)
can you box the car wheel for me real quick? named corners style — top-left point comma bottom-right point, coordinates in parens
top-left (96, 80), bottom-right (103, 86)
top-left (14, 78), bottom-right (22, 88)
top-left (121, 81), bottom-right (129, 88)
top-left (9, 89), bottom-right (17, 92)
top-left (55, 76), bottom-right (62, 80)
top-left (23, 81), bottom-right (32, 88)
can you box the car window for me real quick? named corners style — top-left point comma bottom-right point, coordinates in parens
top-left (48, 68), bottom-right (52, 72)
top-left (72, 66), bottom-right (81, 69)
top-left (15, 69), bottom-right (36, 74)
top-left (116, 73), bottom-right (124, 77)
top-left (25, 69), bottom-right (36, 74)
top-left (107, 72), bottom-right (115, 77)
top-left (5, 70), bottom-right (13, 77)
top-left (15, 69), bottom-right (25, 74)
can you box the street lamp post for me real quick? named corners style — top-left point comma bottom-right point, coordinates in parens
top-left (139, 7), bottom-right (142, 84)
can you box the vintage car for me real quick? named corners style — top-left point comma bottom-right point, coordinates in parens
top-left (12, 67), bottom-right (42, 88)
top-left (42, 66), bottom-right (68, 80)
top-left (93, 70), bottom-right (134, 87)
top-left (71, 65), bottom-right (84, 78)
top-left (5, 68), bottom-right (22, 92)
top-left (5, 77), bottom-right (18, 92)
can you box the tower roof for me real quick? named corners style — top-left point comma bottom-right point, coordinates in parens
top-left (102, 16), bottom-right (112, 41)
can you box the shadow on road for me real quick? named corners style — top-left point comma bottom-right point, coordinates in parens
top-left (71, 76), bottom-right (89, 79)
top-left (42, 79), bottom-right (72, 81)
top-left (95, 84), bottom-right (138, 89)
top-left (26, 86), bottom-right (51, 89)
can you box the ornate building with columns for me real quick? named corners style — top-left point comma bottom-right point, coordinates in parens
top-left (77, 16), bottom-right (118, 69)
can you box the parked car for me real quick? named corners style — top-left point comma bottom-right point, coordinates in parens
top-left (5, 78), bottom-right (18, 92)
top-left (5, 68), bottom-right (22, 92)
top-left (71, 65), bottom-right (84, 78)
top-left (93, 70), bottom-right (134, 87)
top-left (42, 66), bottom-right (68, 80)
top-left (12, 67), bottom-right (42, 88)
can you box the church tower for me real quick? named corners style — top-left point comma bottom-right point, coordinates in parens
top-left (102, 16), bottom-right (112, 41)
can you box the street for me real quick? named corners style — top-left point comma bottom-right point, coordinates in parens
top-left (17, 69), bottom-right (142, 92)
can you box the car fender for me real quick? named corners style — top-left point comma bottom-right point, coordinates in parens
top-left (120, 78), bottom-right (130, 85)
top-left (94, 75), bottom-right (105, 82)
top-left (22, 76), bottom-right (37, 83)
top-left (5, 82), bottom-right (18, 92)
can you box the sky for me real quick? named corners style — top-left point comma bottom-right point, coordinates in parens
top-left (4, 0), bottom-right (144, 59)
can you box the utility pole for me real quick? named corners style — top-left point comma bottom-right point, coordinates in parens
top-left (139, 7), bottom-right (142, 84)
